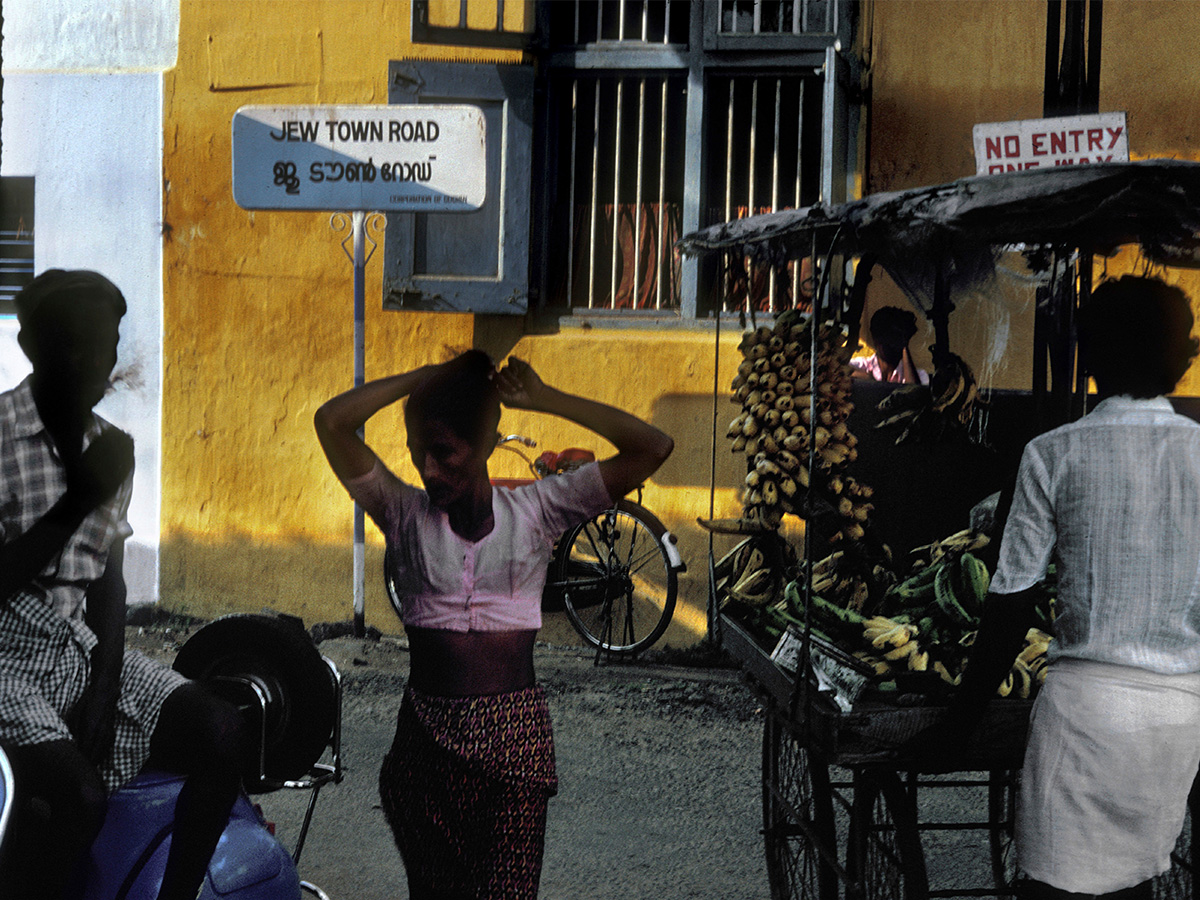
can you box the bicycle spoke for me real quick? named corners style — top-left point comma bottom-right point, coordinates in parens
top-left (557, 504), bottom-right (678, 656)
top-left (625, 543), bottom-right (664, 574)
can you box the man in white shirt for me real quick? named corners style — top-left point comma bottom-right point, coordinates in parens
top-left (918, 275), bottom-right (1200, 900)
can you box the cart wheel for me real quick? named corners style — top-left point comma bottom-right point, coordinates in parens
top-left (846, 770), bottom-right (928, 900)
top-left (988, 770), bottom-right (1019, 893)
top-left (1155, 769), bottom-right (1200, 900)
top-left (762, 711), bottom-right (839, 900)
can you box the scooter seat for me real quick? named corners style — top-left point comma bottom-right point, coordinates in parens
top-left (81, 770), bottom-right (300, 899)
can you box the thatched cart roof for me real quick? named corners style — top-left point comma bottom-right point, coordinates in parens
top-left (679, 159), bottom-right (1200, 313)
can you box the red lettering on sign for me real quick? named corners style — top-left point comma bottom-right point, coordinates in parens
top-left (986, 137), bottom-right (1003, 159)
top-left (1087, 129), bottom-right (1103, 151)
top-left (1004, 135), bottom-right (1020, 157)
top-left (1032, 133), bottom-right (1047, 156)
top-left (1107, 127), bottom-right (1124, 148)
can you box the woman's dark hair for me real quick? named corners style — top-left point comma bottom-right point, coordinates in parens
top-left (404, 350), bottom-right (501, 446)
top-left (1079, 276), bottom-right (1198, 398)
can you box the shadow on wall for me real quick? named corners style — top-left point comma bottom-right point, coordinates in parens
top-left (648, 392), bottom-right (746, 492)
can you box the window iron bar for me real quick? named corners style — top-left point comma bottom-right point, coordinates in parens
top-left (718, 0), bottom-right (837, 35)
top-left (769, 78), bottom-right (783, 312)
top-left (566, 80), bottom-right (580, 307)
top-left (723, 79), bottom-right (737, 312)
top-left (795, 78), bottom-right (805, 302)
top-left (610, 78), bottom-right (625, 307)
top-left (633, 78), bottom-right (647, 310)
top-left (588, 81), bottom-right (602, 309)
top-left (656, 79), bottom-right (669, 310)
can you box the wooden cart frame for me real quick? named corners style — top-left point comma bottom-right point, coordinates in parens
top-left (722, 609), bottom-right (1029, 900)
top-left (685, 161), bottom-right (1200, 900)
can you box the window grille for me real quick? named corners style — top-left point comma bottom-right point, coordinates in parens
top-left (0, 178), bottom-right (35, 316)
top-left (411, 0), bottom-right (533, 50)
top-left (545, 0), bottom-right (691, 45)
top-left (545, 73), bottom-right (686, 311)
top-left (716, 0), bottom-right (838, 36)
top-left (537, 0), bottom-right (848, 318)
top-left (707, 73), bottom-right (824, 315)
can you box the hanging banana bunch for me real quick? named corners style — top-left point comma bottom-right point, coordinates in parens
top-left (728, 311), bottom-right (874, 541)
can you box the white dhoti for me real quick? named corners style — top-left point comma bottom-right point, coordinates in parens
top-left (1016, 658), bottom-right (1200, 894)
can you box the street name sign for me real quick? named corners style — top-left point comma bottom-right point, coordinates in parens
top-left (973, 112), bottom-right (1128, 175)
top-left (232, 104), bottom-right (486, 211)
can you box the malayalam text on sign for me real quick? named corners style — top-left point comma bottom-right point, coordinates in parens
top-left (232, 105), bottom-right (487, 212)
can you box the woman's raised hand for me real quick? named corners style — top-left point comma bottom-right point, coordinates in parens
top-left (495, 357), bottom-right (548, 410)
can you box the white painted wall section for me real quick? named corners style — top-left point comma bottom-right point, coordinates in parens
top-left (2, 0), bottom-right (179, 604)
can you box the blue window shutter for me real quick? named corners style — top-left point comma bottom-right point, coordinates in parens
top-left (383, 61), bottom-right (533, 314)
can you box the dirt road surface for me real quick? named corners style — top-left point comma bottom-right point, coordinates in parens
top-left (129, 619), bottom-right (1013, 900)
top-left (130, 624), bottom-right (773, 900)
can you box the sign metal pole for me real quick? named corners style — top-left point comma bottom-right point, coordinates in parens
top-left (233, 104), bottom-right (486, 636)
top-left (333, 210), bottom-right (377, 637)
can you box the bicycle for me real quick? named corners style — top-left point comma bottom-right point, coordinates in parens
top-left (386, 434), bottom-right (685, 658)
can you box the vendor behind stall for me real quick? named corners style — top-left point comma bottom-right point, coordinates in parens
top-left (916, 275), bottom-right (1200, 900)
top-left (850, 306), bottom-right (930, 385)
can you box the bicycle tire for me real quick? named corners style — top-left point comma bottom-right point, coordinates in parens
top-left (551, 499), bottom-right (678, 656)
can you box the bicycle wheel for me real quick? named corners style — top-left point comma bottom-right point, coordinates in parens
top-left (552, 500), bottom-right (678, 656)
top-left (988, 769), bottom-right (1019, 893)
top-left (762, 712), bottom-right (839, 900)
top-left (846, 770), bottom-right (928, 900)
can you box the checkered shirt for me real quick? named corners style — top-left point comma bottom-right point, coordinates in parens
top-left (0, 376), bottom-right (133, 620)
top-left (0, 378), bottom-right (186, 791)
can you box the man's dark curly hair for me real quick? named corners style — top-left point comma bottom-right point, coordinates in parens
top-left (15, 269), bottom-right (127, 335)
top-left (404, 350), bottom-right (501, 447)
top-left (1079, 276), bottom-right (1198, 399)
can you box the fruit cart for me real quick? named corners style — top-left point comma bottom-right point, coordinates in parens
top-left (720, 594), bottom-right (1030, 900)
top-left (682, 161), bottom-right (1200, 900)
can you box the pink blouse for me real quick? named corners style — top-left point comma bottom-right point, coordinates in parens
top-left (344, 459), bottom-right (612, 632)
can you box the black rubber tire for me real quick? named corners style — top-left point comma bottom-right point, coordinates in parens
top-left (846, 770), bottom-right (929, 900)
top-left (762, 712), bottom-right (839, 900)
top-left (173, 614), bottom-right (337, 786)
top-left (551, 500), bottom-right (678, 656)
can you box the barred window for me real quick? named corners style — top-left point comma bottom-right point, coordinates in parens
top-left (0, 178), bottom-right (35, 317)
top-left (393, 0), bottom-right (856, 321)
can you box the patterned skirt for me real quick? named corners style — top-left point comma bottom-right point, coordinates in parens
top-left (379, 684), bottom-right (557, 899)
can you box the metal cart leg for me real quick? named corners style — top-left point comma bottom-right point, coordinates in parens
top-left (762, 711), bottom-right (841, 900)
top-left (1155, 769), bottom-right (1200, 900)
top-left (847, 770), bottom-right (929, 900)
top-left (988, 770), bottom-right (1019, 894)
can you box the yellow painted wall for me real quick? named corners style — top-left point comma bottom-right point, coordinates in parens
top-left (862, 0), bottom-right (1200, 396)
top-left (160, 1), bottom-right (745, 644)
top-left (161, 0), bottom-right (1200, 642)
